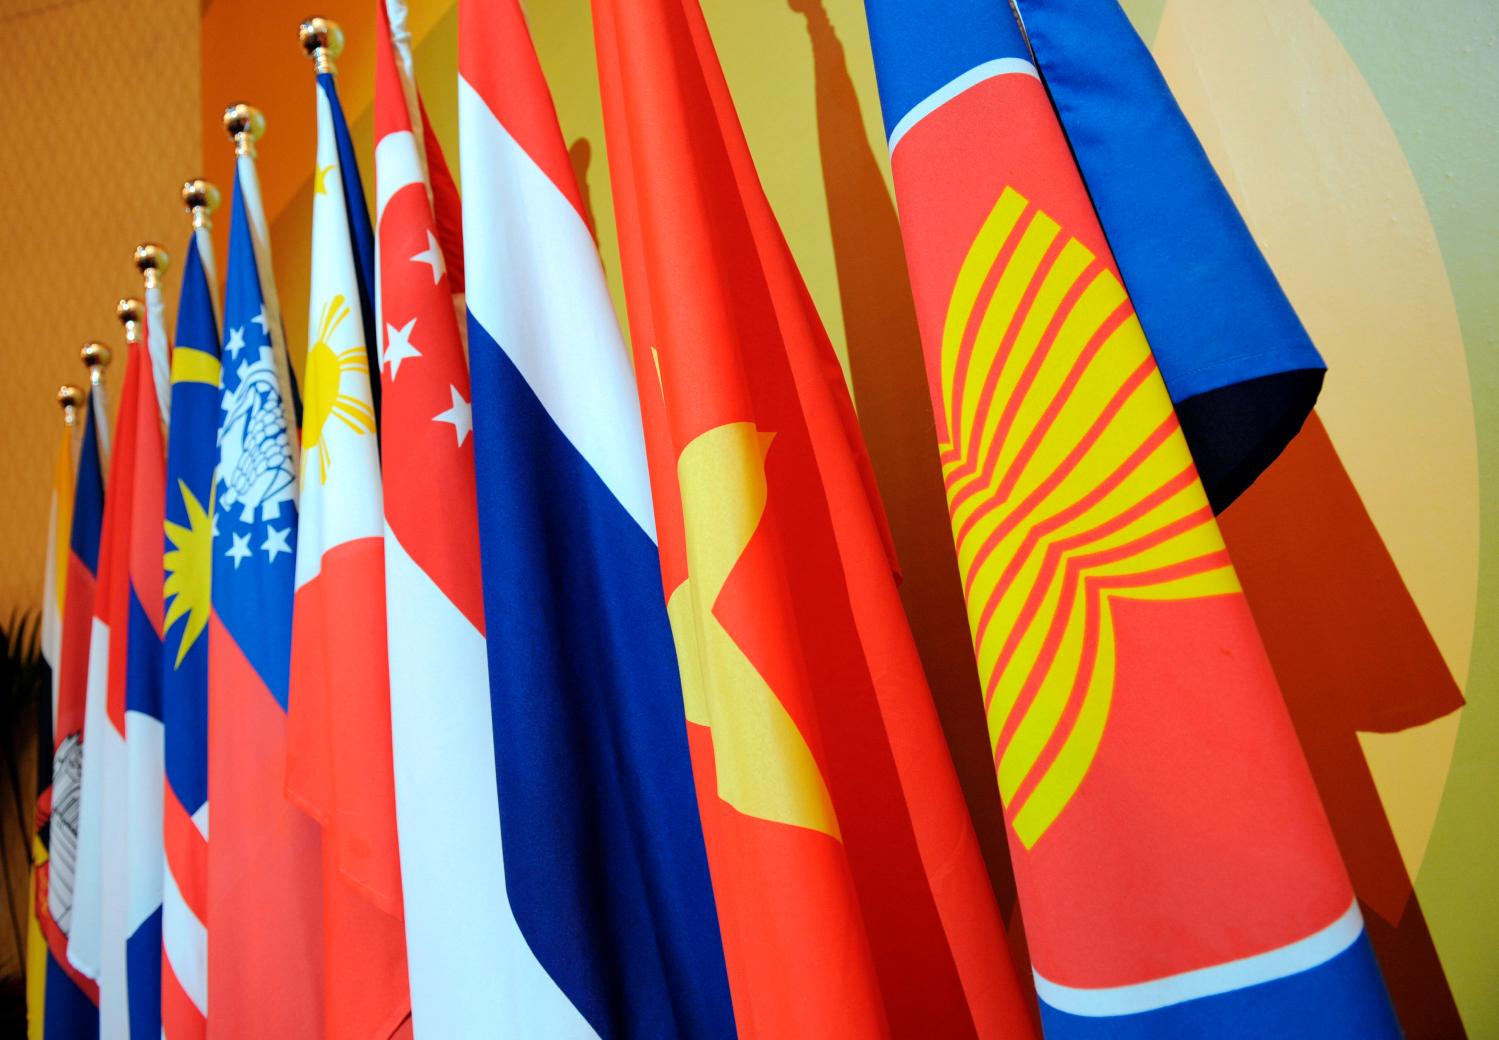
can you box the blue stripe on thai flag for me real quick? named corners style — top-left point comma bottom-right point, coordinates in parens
top-left (457, 7), bottom-right (734, 1029)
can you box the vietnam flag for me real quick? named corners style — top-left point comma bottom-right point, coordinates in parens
top-left (862, 1), bottom-right (1399, 1035)
top-left (593, 1), bottom-right (1034, 1036)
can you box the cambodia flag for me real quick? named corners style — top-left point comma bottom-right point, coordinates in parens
top-left (862, 2), bottom-right (1398, 1035)
top-left (1013, 0), bottom-right (1324, 511)
top-left (594, 0), bottom-right (1035, 1035)
top-left (208, 165), bottom-right (323, 1037)
top-left (456, 0), bottom-right (737, 1034)
top-left (69, 321), bottom-right (167, 1039)
top-left (161, 218), bottom-right (220, 1040)
top-left (38, 388), bottom-right (104, 1037)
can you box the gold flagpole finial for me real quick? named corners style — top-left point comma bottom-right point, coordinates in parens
top-left (182, 179), bottom-right (221, 231)
top-left (299, 17), bottom-right (344, 75)
top-left (81, 341), bottom-right (112, 387)
top-left (223, 103), bottom-right (266, 158)
top-left (134, 243), bottom-right (170, 291)
top-left (57, 384), bottom-right (83, 426)
top-left (116, 297), bottom-right (144, 345)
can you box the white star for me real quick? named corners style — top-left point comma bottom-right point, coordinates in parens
top-left (411, 230), bottom-right (446, 285)
top-left (433, 385), bottom-right (472, 446)
top-left (225, 531), bottom-right (252, 568)
top-left (382, 317), bottom-right (422, 379)
top-left (251, 305), bottom-right (269, 334)
top-left (261, 525), bottom-right (292, 563)
top-left (225, 326), bottom-right (245, 359)
top-left (211, 511), bottom-right (220, 538)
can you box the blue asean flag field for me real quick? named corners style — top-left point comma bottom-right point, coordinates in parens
top-left (861, 1), bottom-right (1400, 1035)
top-left (1013, 0), bottom-right (1325, 511)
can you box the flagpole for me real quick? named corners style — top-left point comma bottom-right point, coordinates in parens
top-left (80, 340), bottom-right (112, 464)
top-left (182, 179), bottom-right (222, 325)
top-left (134, 243), bottom-right (172, 426)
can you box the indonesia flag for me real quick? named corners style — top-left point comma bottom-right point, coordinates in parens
top-left (70, 317), bottom-right (167, 1040)
top-left (286, 63), bottom-right (411, 1039)
top-left (458, 0), bottom-right (735, 1034)
top-left (160, 200), bottom-right (222, 1040)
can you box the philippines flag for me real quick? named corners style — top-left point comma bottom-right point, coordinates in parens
top-left (70, 314), bottom-right (167, 1039)
top-left (862, 2), bottom-right (1399, 1035)
top-left (208, 161), bottom-right (323, 1037)
top-left (286, 62), bottom-right (411, 1039)
top-left (161, 210), bottom-right (221, 1040)
top-left (457, 0), bottom-right (736, 1034)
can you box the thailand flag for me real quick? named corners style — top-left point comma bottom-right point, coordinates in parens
top-left (207, 162), bottom-right (323, 1037)
top-left (161, 217), bottom-right (221, 1039)
top-left (457, 0), bottom-right (735, 1034)
top-left (41, 385), bottom-right (104, 1036)
top-left (70, 321), bottom-right (167, 1040)
top-left (286, 64), bottom-right (411, 1039)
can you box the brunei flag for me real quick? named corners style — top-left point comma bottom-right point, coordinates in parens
top-left (594, 0), bottom-right (1035, 1036)
top-left (160, 205), bottom-right (220, 1040)
top-left (862, 2), bottom-right (1398, 1036)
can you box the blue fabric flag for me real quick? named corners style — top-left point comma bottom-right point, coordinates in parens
top-left (1014, 0), bottom-right (1325, 509)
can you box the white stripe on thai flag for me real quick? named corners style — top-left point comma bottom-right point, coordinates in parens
top-left (457, 77), bottom-right (656, 540)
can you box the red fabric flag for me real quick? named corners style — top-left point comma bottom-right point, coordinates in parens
top-left (592, 1), bottom-right (1035, 1036)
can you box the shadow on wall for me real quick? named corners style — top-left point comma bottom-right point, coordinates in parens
top-left (786, 0), bottom-right (1035, 995)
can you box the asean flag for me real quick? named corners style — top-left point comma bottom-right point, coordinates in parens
top-left (862, 1), bottom-right (1398, 1035)
top-left (594, 0), bottom-right (1034, 1035)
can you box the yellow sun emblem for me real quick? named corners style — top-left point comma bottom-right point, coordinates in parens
top-left (164, 480), bottom-right (213, 667)
top-left (303, 294), bottom-right (376, 483)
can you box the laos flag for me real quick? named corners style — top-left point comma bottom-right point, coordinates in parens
top-left (861, 2), bottom-right (1399, 1036)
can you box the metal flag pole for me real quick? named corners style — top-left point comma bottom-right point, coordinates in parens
top-left (80, 340), bottom-right (113, 464)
